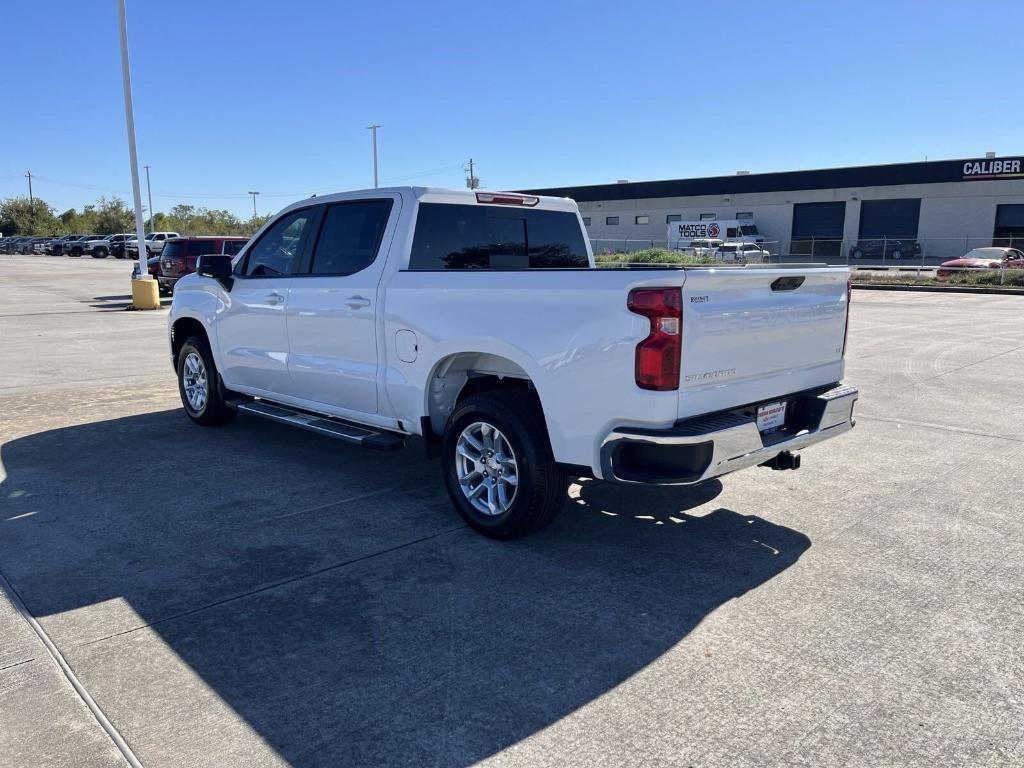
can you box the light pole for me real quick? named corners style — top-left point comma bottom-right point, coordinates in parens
top-left (25, 171), bottom-right (33, 206)
top-left (117, 0), bottom-right (155, 307)
top-left (143, 165), bottom-right (154, 233)
top-left (248, 191), bottom-right (260, 221)
top-left (367, 124), bottom-right (381, 188)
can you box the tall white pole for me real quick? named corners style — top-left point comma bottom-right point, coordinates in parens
top-left (367, 124), bottom-right (380, 188)
top-left (117, 0), bottom-right (150, 280)
top-left (143, 165), bottom-right (154, 234)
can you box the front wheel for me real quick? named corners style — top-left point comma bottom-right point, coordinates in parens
top-left (890, 249), bottom-right (903, 260)
top-left (441, 391), bottom-right (565, 539)
top-left (176, 336), bottom-right (236, 426)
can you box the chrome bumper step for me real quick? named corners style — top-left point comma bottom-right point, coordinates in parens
top-left (601, 384), bottom-right (858, 485)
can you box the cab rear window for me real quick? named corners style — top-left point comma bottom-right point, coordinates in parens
top-left (409, 203), bottom-right (589, 269)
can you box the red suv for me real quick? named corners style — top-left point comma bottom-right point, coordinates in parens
top-left (158, 236), bottom-right (248, 294)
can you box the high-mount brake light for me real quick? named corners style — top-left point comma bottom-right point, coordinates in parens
top-left (475, 192), bottom-right (540, 207)
top-left (627, 287), bottom-right (682, 391)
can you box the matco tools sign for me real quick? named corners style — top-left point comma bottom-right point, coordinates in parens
top-left (678, 223), bottom-right (713, 239)
top-left (962, 158), bottom-right (1024, 180)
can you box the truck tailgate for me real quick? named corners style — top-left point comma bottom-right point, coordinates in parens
top-left (678, 266), bottom-right (849, 419)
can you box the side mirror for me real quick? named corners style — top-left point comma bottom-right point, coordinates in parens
top-left (196, 254), bottom-right (234, 289)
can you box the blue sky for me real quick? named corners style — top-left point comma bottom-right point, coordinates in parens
top-left (2, 0), bottom-right (1022, 219)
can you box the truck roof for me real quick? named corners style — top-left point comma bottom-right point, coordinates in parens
top-left (284, 186), bottom-right (579, 214)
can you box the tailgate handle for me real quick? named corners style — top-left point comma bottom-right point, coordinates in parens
top-left (771, 276), bottom-right (805, 291)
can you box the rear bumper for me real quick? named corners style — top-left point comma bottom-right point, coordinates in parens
top-left (600, 384), bottom-right (858, 485)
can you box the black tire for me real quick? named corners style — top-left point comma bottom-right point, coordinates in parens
top-left (890, 249), bottom-right (902, 260)
top-left (176, 336), bottom-right (236, 426)
top-left (93, 247), bottom-right (108, 259)
top-left (852, 249), bottom-right (863, 259)
top-left (441, 391), bottom-right (565, 539)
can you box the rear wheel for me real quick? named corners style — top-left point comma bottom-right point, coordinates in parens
top-left (176, 336), bottom-right (235, 426)
top-left (441, 391), bottom-right (565, 539)
top-left (890, 249), bottom-right (903, 260)
top-left (852, 249), bottom-right (863, 259)
top-left (92, 247), bottom-right (108, 259)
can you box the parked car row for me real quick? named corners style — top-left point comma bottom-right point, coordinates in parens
top-left (0, 231), bottom-right (185, 259)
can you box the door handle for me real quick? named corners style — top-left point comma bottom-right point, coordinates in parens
top-left (265, 291), bottom-right (285, 305)
top-left (345, 295), bottom-right (371, 309)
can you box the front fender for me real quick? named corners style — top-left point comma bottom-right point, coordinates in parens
top-left (168, 277), bottom-right (226, 367)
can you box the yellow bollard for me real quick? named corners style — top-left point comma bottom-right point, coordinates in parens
top-left (131, 277), bottom-right (161, 310)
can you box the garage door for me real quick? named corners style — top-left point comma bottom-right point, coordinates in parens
top-left (858, 199), bottom-right (920, 238)
top-left (994, 204), bottom-right (1024, 247)
top-left (791, 202), bottom-right (846, 257)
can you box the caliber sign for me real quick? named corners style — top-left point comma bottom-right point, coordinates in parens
top-left (962, 158), bottom-right (1024, 180)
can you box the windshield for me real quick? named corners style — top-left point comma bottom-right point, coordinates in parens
top-left (740, 225), bottom-right (759, 236)
top-left (145, 233), bottom-right (157, 240)
top-left (964, 248), bottom-right (1005, 259)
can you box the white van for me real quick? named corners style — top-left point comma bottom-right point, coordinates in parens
top-left (668, 219), bottom-right (763, 250)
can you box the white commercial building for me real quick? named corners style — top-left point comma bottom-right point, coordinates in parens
top-left (523, 155), bottom-right (1024, 263)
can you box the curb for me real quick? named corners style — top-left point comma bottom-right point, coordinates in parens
top-left (852, 283), bottom-right (1024, 296)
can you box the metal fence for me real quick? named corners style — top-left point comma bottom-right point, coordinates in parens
top-left (588, 235), bottom-right (1023, 268)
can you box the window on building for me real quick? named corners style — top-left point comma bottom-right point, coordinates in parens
top-left (736, 212), bottom-right (754, 220)
top-left (606, 216), bottom-right (619, 226)
top-left (408, 203), bottom-right (589, 269)
top-left (791, 201), bottom-right (846, 258)
top-left (635, 215), bottom-right (649, 225)
top-left (994, 204), bottom-right (1024, 247)
top-left (582, 217), bottom-right (591, 226)
top-left (666, 214), bottom-right (681, 224)
top-left (699, 213), bottom-right (716, 220)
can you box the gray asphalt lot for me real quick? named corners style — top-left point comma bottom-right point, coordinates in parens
top-left (1, 254), bottom-right (1022, 767)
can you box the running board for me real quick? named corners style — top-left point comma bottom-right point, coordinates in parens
top-left (235, 400), bottom-right (405, 451)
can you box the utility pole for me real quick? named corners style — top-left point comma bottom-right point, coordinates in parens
top-left (367, 124), bottom-right (381, 188)
top-left (117, 0), bottom-right (150, 296)
top-left (143, 165), bottom-right (154, 233)
top-left (25, 171), bottom-right (33, 205)
top-left (248, 191), bottom-right (260, 221)
top-left (464, 159), bottom-right (480, 189)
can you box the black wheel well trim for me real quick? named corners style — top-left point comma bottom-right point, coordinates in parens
top-left (170, 317), bottom-right (209, 369)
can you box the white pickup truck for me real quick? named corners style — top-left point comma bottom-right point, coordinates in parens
top-left (168, 187), bottom-right (857, 539)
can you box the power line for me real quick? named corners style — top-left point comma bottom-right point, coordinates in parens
top-left (13, 161), bottom-right (472, 205)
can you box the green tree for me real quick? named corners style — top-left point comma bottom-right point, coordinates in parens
top-left (0, 196), bottom-right (61, 236)
top-left (93, 197), bottom-right (135, 234)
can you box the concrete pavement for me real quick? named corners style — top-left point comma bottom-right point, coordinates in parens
top-left (1, 255), bottom-right (1022, 767)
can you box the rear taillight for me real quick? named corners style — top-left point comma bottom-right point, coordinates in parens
top-left (628, 287), bottom-right (682, 391)
top-left (842, 278), bottom-right (851, 357)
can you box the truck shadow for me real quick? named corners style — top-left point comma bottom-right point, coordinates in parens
top-left (0, 410), bottom-right (810, 767)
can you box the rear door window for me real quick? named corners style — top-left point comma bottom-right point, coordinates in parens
top-left (409, 203), bottom-right (588, 269)
top-left (309, 200), bottom-right (393, 275)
